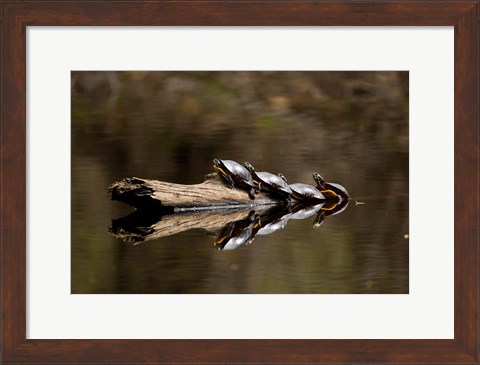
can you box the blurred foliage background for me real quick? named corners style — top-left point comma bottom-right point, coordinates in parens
top-left (72, 71), bottom-right (409, 294)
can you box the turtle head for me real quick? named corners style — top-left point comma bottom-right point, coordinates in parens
top-left (244, 162), bottom-right (255, 173)
top-left (278, 173), bottom-right (288, 183)
top-left (213, 159), bottom-right (222, 168)
top-left (313, 172), bottom-right (326, 189)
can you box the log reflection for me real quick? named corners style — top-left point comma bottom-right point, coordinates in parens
top-left (110, 199), bottom-right (350, 249)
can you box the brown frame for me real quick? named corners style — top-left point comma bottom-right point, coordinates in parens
top-left (1, 1), bottom-right (478, 364)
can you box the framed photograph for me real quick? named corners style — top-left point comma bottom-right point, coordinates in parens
top-left (2, 1), bottom-right (478, 364)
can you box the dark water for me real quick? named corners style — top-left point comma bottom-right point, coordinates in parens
top-left (71, 71), bottom-right (409, 294)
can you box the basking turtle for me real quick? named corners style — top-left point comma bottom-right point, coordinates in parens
top-left (213, 159), bottom-right (259, 199)
top-left (288, 183), bottom-right (325, 201)
top-left (278, 173), bottom-right (325, 202)
top-left (312, 172), bottom-right (350, 202)
top-left (244, 162), bottom-right (292, 205)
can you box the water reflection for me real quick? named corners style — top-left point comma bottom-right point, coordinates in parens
top-left (110, 199), bottom-right (350, 251)
top-left (214, 212), bottom-right (261, 250)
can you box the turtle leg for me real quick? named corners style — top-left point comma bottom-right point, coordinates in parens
top-left (255, 182), bottom-right (261, 193)
top-left (248, 188), bottom-right (256, 200)
top-left (221, 174), bottom-right (235, 188)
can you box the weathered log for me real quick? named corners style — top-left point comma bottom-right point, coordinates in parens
top-left (108, 173), bottom-right (282, 210)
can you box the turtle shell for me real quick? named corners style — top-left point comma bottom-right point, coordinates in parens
top-left (221, 160), bottom-right (253, 183)
top-left (326, 182), bottom-right (350, 201)
top-left (215, 159), bottom-right (258, 191)
top-left (254, 171), bottom-right (292, 194)
top-left (289, 183), bottom-right (325, 201)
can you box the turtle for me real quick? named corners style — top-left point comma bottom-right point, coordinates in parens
top-left (278, 173), bottom-right (325, 202)
top-left (244, 162), bottom-right (292, 205)
top-left (214, 213), bottom-right (261, 250)
top-left (312, 172), bottom-right (350, 202)
top-left (213, 159), bottom-right (260, 199)
top-left (288, 183), bottom-right (325, 202)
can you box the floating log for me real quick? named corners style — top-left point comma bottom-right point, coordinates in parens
top-left (108, 173), bottom-right (282, 210)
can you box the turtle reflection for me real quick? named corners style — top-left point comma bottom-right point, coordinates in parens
top-left (256, 207), bottom-right (293, 236)
top-left (110, 198), bottom-right (350, 249)
top-left (213, 199), bottom-right (349, 251)
top-left (214, 213), bottom-right (261, 250)
top-left (313, 199), bottom-right (350, 228)
top-left (289, 202), bottom-right (324, 220)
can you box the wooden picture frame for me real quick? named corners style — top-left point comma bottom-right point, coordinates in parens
top-left (1, 1), bottom-right (478, 363)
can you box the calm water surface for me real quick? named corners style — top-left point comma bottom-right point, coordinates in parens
top-left (72, 71), bottom-right (408, 294)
